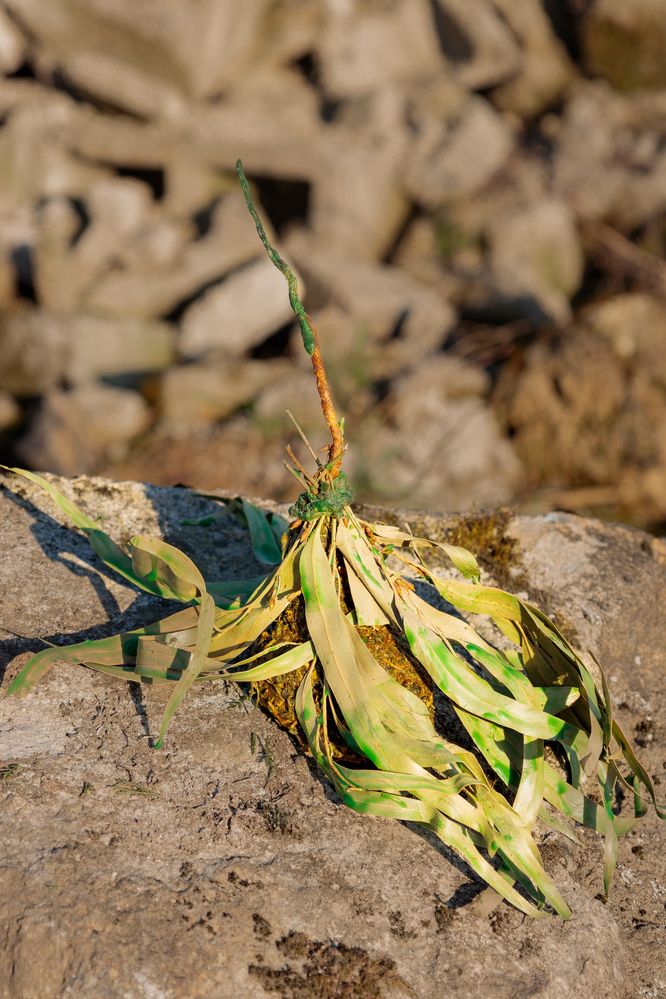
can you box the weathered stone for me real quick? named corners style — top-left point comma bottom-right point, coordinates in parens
top-left (159, 357), bottom-right (291, 433)
top-left (310, 125), bottom-right (410, 260)
top-left (489, 199), bottom-right (584, 325)
top-left (431, 0), bottom-right (521, 90)
top-left (359, 355), bottom-right (523, 510)
top-left (404, 95), bottom-right (514, 210)
top-left (0, 87), bottom-right (109, 213)
top-left (16, 385), bottom-right (151, 475)
top-left (3, 0), bottom-right (272, 114)
top-left (582, 293), bottom-right (666, 388)
top-left (553, 83), bottom-right (666, 228)
top-left (0, 472), bottom-right (663, 997)
top-left (35, 178), bottom-right (154, 313)
top-left (252, 368), bottom-right (327, 440)
top-left (286, 233), bottom-right (456, 378)
top-left (0, 308), bottom-right (174, 393)
top-left (179, 256), bottom-right (299, 359)
top-left (490, 0), bottom-right (576, 116)
top-left (582, 0), bottom-right (666, 92)
top-left (65, 316), bottom-right (175, 385)
top-left (86, 192), bottom-right (261, 319)
top-left (0, 309), bottom-right (67, 396)
top-left (0, 7), bottom-right (25, 75)
top-left (318, 0), bottom-right (443, 98)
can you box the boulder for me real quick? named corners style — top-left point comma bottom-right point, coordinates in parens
top-left (3, 0), bottom-right (272, 115)
top-left (0, 308), bottom-right (67, 396)
top-left (0, 472), bottom-right (664, 998)
top-left (0, 7), bottom-right (25, 75)
top-left (86, 192), bottom-right (261, 320)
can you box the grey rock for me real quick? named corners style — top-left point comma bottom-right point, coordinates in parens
top-left (65, 315), bottom-right (175, 385)
top-left (0, 8), bottom-right (25, 75)
top-left (86, 192), bottom-right (261, 320)
top-left (0, 472), bottom-right (663, 998)
top-left (0, 309), bottom-right (174, 393)
top-left (3, 0), bottom-right (272, 115)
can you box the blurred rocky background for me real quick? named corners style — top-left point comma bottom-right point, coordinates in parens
top-left (0, 0), bottom-right (665, 529)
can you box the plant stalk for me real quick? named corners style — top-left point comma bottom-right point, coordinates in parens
top-left (236, 159), bottom-right (344, 481)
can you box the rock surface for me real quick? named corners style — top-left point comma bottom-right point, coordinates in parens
top-left (0, 472), bottom-right (664, 999)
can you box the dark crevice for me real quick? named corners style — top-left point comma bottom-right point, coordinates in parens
top-left (250, 175), bottom-right (311, 237)
top-left (381, 203), bottom-right (421, 265)
top-left (6, 59), bottom-right (37, 80)
top-left (159, 259), bottom-right (254, 324)
top-left (44, 66), bottom-right (149, 119)
top-left (291, 50), bottom-right (342, 123)
top-left (192, 198), bottom-right (222, 241)
top-left (248, 319), bottom-right (295, 360)
top-left (428, 0), bottom-right (473, 62)
top-left (10, 244), bottom-right (37, 303)
top-left (374, 378), bottom-right (392, 404)
top-left (320, 98), bottom-right (341, 123)
top-left (542, 0), bottom-right (592, 62)
top-left (68, 198), bottom-right (91, 248)
top-left (115, 165), bottom-right (165, 200)
top-left (293, 51), bottom-right (318, 86)
top-left (161, 274), bottom-right (226, 325)
top-left (386, 308), bottom-right (410, 341)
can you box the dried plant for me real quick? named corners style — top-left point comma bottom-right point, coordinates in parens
top-left (3, 162), bottom-right (662, 919)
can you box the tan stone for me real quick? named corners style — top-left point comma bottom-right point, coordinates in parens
top-left (180, 256), bottom-right (298, 359)
top-left (16, 385), bottom-right (151, 474)
top-left (491, 0), bottom-right (576, 116)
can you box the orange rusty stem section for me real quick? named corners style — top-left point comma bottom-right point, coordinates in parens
top-left (308, 314), bottom-right (344, 480)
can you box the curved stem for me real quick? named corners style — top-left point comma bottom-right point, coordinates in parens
top-left (236, 160), bottom-right (344, 480)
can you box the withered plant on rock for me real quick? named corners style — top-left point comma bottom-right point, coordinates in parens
top-left (3, 162), bottom-right (663, 919)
